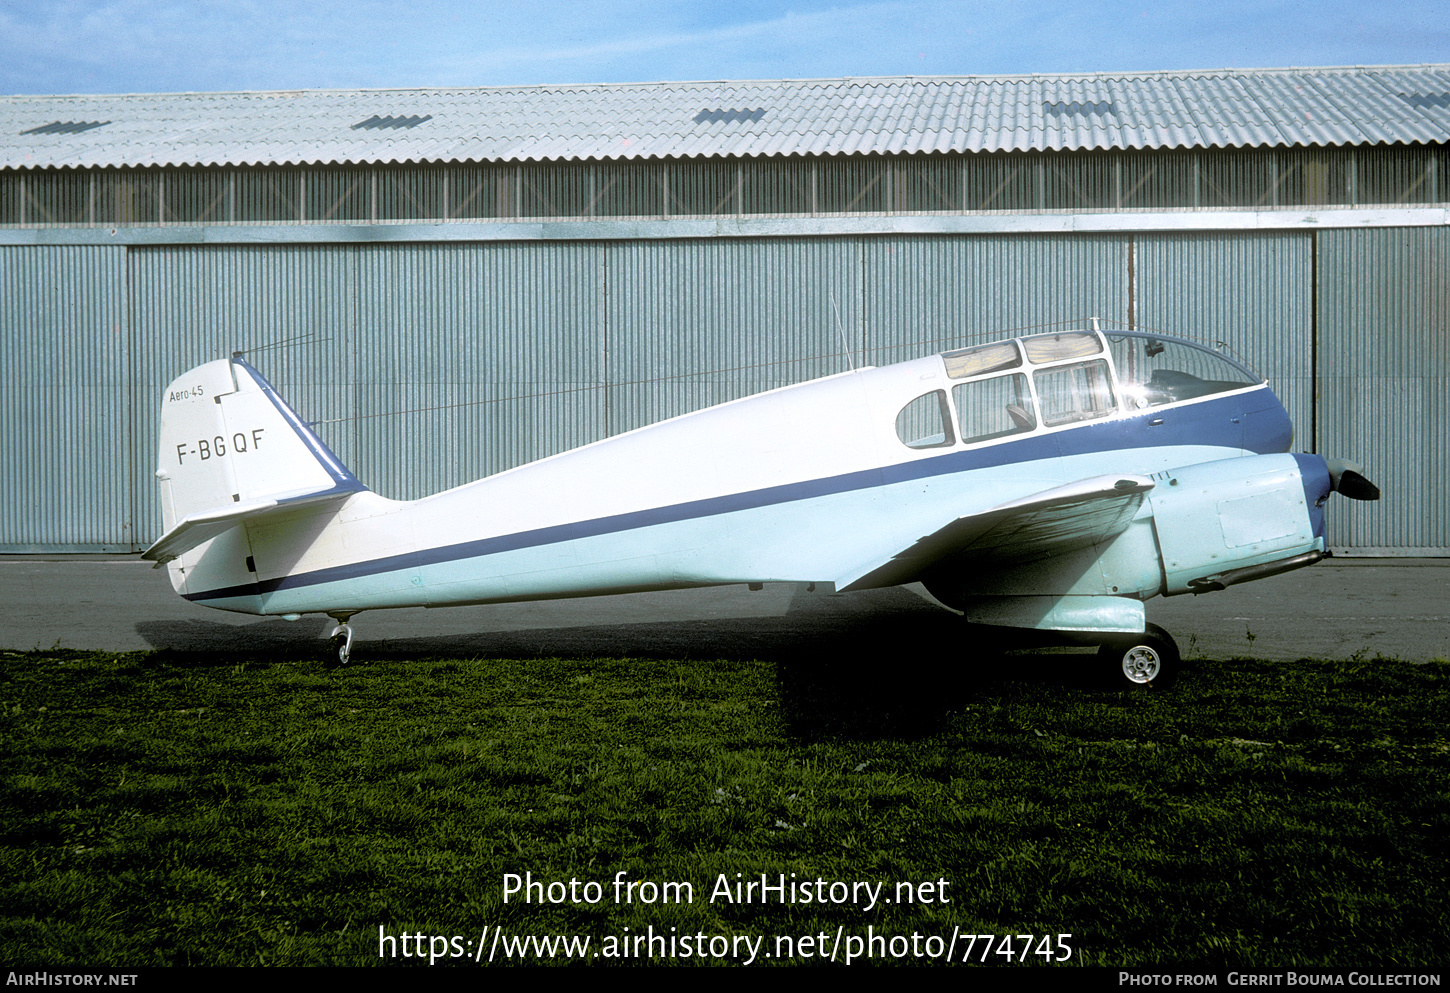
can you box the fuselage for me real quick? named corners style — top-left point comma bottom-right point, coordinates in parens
top-left (171, 328), bottom-right (1292, 615)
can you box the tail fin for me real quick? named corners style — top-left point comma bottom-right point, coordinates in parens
top-left (145, 356), bottom-right (366, 564)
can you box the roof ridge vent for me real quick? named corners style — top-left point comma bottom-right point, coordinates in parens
top-left (1398, 91), bottom-right (1450, 109)
top-left (20, 120), bottom-right (111, 136)
top-left (1044, 100), bottom-right (1116, 117)
top-left (693, 107), bottom-right (767, 124)
top-left (352, 114), bottom-right (434, 130)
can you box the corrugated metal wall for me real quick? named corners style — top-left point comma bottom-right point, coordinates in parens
top-left (605, 239), bottom-right (857, 435)
top-left (1318, 227), bottom-right (1450, 553)
top-left (0, 229), bottom-right (1445, 552)
top-left (863, 235), bottom-right (1128, 360)
top-left (0, 245), bottom-right (129, 550)
top-left (353, 243), bottom-right (605, 499)
top-left (1134, 232), bottom-right (1314, 439)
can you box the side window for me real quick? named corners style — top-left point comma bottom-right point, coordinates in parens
top-left (952, 373), bottom-right (1036, 444)
top-left (895, 391), bottom-right (955, 449)
top-left (1021, 331), bottom-right (1103, 363)
top-left (1034, 359), bottom-right (1117, 426)
top-left (943, 340), bottom-right (1022, 379)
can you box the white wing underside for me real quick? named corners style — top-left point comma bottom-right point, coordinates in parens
top-left (835, 473), bottom-right (1155, 592)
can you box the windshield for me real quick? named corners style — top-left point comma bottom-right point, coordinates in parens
top-left (1106, 333), bottom-right (1262, 409)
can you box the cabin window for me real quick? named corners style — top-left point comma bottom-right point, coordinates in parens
top-left (1107, 335), bottom-right (1261, 408)
top-left (1022, 331), bottom-right (1103, 364)
top-left (895, 390), bottom-right (955, 449)
top-left (952, 373), bottom-right (1036, 444)
top-left (1035, 359), bottom-right (1117, 426)
top-left (943, 340), bottom-right (1022, 379)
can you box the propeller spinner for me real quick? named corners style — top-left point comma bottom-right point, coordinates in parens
top-left (1326, 459), bottom-right (1381, 501)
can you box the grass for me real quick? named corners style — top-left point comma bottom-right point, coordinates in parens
top-left (1, 645), bottom-right (1446, 967)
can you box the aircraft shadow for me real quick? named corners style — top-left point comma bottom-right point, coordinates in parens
top-left (131, 585), bottom-right (945, 658)
top-left (131, 585), bottom-right (1107, 740)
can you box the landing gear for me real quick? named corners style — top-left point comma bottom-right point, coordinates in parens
top-left (1098, 622), bottom-right (1179, 689)
top-left (325, 612), bottom-right (358, 667)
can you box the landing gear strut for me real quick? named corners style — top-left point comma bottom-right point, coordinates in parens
top-left (326, 612), bottom-right (358, 666)
top-left (1098, 622), bottom-right (1179, 689)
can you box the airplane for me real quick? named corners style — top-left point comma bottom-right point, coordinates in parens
top-left (144, 320), bottom-right (1379, 686)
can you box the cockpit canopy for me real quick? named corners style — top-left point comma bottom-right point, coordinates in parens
top-left (895, 329), bottom-right (1263, 451)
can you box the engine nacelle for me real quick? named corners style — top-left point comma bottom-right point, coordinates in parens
top-left (1146, 453), bottom-right (1330, 595)
top-left (927, 453), bottom-right (1333, 633)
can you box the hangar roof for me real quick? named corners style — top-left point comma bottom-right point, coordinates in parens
top-left (3, 64), bottom-right (1449, 171)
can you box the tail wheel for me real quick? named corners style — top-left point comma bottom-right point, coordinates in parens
top-left (327, 633), bottom-right (351, 667)
top-left (324, 617), bottom-right (356, 668)
top-left (1098, 623), bottom-right (1179, 689)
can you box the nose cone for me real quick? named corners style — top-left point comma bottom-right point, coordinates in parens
top-left (1327, 459), bottom-right (1381, 501)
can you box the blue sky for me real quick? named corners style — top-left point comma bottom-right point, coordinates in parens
top-left (2, 0), bottom-right (1447, 94)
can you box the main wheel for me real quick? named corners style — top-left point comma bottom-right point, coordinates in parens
top-left (1098, 623), bottom-right (1179, 689)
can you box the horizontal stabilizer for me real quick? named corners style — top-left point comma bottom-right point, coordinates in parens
top-left (143, 488), bottom-right (352, 564)
top-left (836, 473), bottom-right (1154, 592)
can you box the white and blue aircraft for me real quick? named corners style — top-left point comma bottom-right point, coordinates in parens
top-left (145, 323), bottom-right (1378, 685)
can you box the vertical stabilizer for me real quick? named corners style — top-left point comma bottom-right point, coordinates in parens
top-left (147, 356), bottom-right (365, 564)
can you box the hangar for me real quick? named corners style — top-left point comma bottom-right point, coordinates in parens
top-left (1, 65), bottom-right (1447, 555)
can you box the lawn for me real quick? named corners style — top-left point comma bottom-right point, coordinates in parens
top-left (1, 645), bottom-right (1446, 967)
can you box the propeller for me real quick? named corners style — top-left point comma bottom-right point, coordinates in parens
top-left (1326, 459), bottom-right (1381, 501)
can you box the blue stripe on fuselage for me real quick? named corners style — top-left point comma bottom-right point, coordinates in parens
top-left (184, 387), bottom-right (1286, 604)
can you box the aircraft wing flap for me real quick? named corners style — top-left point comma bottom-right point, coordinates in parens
top-left (142, 488), bottom-right (354, 565)
top-left (835, 473), bottom-right (1155, 592)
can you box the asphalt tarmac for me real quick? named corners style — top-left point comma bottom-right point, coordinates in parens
top-left (2, 555), bottom-right (1446, 663)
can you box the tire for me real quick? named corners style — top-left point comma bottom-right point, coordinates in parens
top-left (325, 632), bottom-right (351, 667)
top-left (1098, 623), bottom-right (1178, 689)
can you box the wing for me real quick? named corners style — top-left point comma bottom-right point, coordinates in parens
top-left (834, 473), bottom-right (1155, 592)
